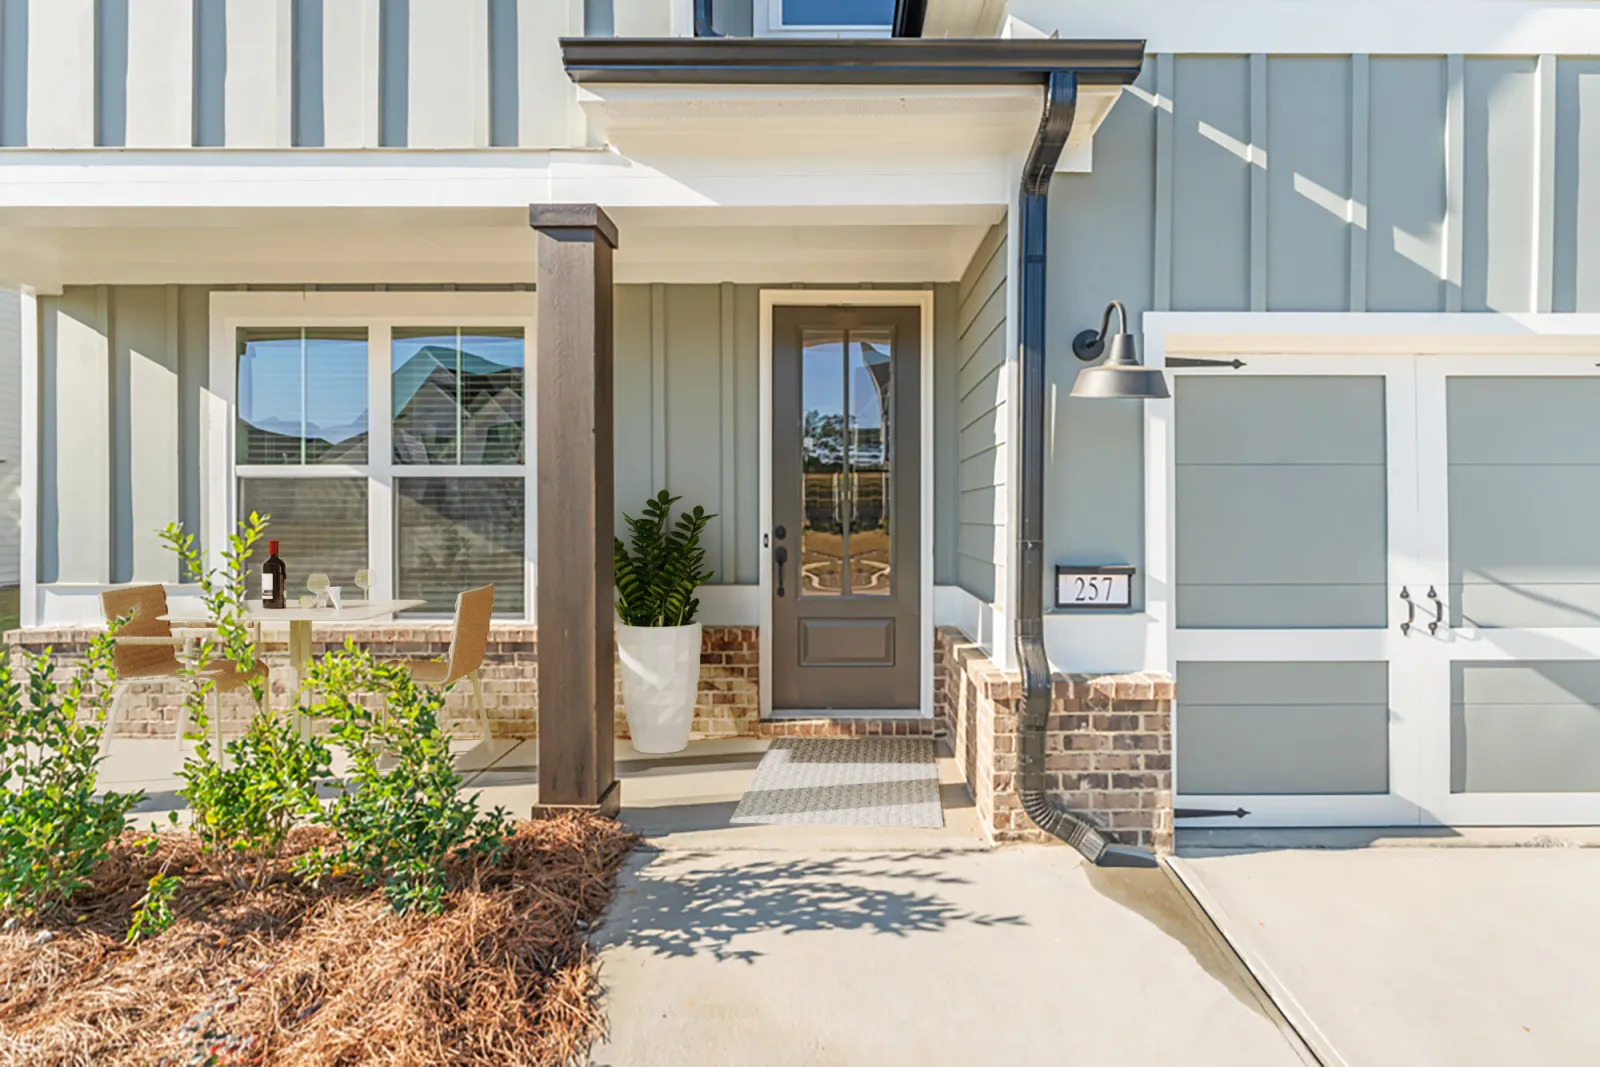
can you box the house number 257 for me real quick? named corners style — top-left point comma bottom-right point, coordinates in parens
top-left (1055, 567), bottom-right (1134, 610)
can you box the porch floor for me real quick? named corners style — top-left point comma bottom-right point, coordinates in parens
top-left (94, 735), bottom-right (988, 849)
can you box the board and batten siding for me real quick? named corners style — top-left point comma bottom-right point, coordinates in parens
top-left (0, 289), bottom-right (20, 586)
top-left (0, 0), bottom-right (586, 149)
top-left (31, 282), bottom-right (961, 597)
top-left (955, 223), bottom-right (1008, 606)
top-left (1048, 54), bottom-right (1600, 611)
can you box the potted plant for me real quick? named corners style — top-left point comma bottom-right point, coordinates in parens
top-left (614, 491), bottom-right (716, 754)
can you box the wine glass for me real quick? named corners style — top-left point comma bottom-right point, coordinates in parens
top-left (354, 568), bottom-right (372, 602)
top-left (307, 572), bottom-right (331, 609)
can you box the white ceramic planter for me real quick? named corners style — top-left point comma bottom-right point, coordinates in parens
top-left (617, 622), bottom-right (703, 754)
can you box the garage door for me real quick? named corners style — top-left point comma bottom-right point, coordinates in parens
top-left (1168, 355), bottom-right (1600, 827)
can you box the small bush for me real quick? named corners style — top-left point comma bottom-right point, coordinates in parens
top-left (614, 490), bottom-right (716, 626)
top-left (163, 513), bottom-right (332, 890)
top-left (0, 633), bottom-right (144, 917)
top-left (301, 644), bottom-right (510, 914)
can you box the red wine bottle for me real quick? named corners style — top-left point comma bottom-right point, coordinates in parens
top-left (263, 540), bottom-right (287, 609)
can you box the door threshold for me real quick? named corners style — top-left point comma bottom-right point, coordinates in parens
top-left (766, 709), bottom-right (929, 721)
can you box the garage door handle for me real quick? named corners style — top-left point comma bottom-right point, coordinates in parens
top-left (1427, 586), bottom-right (1442, 635)
top-left (1399, 586), bottom-right (1415, 635)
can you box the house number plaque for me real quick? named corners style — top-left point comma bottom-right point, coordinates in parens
top-left (1055, 565), bottom-right (1135, 610)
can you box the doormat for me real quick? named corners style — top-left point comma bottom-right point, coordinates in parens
top-left (730, 737), bottom-right (943, 828)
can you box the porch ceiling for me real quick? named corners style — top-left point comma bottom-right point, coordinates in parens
top-left (0, 204), bottom-right (1000, 288)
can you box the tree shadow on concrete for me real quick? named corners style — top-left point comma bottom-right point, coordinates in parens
top-left (595, 851), bottom-right (1028, 964)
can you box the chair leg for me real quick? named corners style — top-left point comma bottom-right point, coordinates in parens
top-left (100, 685), bottom-right (128, 761)
top-left (211, 690), bottom-right (226, 771)
top-left (469, 671), bottom-right (493, 751)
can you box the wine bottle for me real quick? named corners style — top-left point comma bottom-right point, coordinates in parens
top-left (263, 540), bottom-right (288, 609)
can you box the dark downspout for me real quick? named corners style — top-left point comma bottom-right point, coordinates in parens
top-left (693, 0), bottom-right (721, 37)
top-left (1016, 71), bottom-right (1157, 868)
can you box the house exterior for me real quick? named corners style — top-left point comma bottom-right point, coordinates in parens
top-left (3, 0), bottom-right (1600, 854)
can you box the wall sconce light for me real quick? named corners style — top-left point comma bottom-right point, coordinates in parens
top-left (1069, 301), bottom-right (1170, 400)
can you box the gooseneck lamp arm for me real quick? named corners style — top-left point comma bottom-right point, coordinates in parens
top-left (1072, 301), bottom-right (1128, 362)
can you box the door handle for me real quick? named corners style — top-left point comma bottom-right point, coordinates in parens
top-left (1400, 586), bottom-right (1415, 635)
top-left (1427, 586), bottom-right (1442, 635)
top-left (774, 545), bottom-right (789, 598)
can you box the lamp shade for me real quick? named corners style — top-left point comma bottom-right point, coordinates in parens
top-left (1070, 330), bottom-right (1170, 400)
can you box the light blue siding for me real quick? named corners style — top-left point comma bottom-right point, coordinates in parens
top-left (955, 223), bottom-right (1007, 605)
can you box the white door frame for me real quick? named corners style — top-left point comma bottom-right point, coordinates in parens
top-left (1145, 311), bottom-right (1600, 828)
top-left (758, 289), bottom-right (936, 719)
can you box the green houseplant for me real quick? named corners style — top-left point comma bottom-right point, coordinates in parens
top-left (613, 491), bottom-right (715, 753)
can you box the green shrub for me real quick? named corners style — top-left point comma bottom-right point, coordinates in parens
top-left (162, 514), bottom-right (331, 890)
top-left (300, 644), bottom-right (509, 914)
top-left (0, 633), bottom-right (144, 917)
top-left (614, 490), bottom-right (716, 626)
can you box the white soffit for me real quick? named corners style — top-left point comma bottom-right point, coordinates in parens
top-left (576, 81), bottom-right (1119, 166)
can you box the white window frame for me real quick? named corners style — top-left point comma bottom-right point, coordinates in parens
top-left (756, 0), bottom-right (893, 38)
top-left (205, 291), bottom-right (537, 621)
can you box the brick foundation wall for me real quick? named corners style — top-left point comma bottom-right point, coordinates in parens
top-left (5, 624), bottom-right (761, 742)
top-left (936, 627), bottom-right (1174, 853)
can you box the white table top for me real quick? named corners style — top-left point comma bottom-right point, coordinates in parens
top-left (162, 599), bottom-right (426, 625)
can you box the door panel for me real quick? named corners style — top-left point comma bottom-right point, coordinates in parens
top-left (1170, 357), bottom-right (1422, 826)
top-left (1417, 358), bottom-right (1600, 824)
top-left (772, 307), bottom-right (920, 711)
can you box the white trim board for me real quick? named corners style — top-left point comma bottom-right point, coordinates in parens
top-left (1004, 0), bottom-right (1600, 55)
top-left (758, 289), bottom-right (937, 720)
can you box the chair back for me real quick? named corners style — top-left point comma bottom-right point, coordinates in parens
top-left (443, 584), bottom-right (495, 685)
top-left (100, 584), bottom-right (179, 677)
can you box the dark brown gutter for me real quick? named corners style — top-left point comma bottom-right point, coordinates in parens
top-left (561, 37), bottom-right (1145, 86)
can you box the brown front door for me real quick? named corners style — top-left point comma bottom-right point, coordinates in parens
top-left (772, 306), bottom-right (921, 712)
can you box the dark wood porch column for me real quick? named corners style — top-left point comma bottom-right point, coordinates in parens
top-left (529, 204), bottom-right (620, 817)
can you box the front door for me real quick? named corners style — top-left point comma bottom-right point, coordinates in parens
top-left (771, 306), bottom-right (921, 712)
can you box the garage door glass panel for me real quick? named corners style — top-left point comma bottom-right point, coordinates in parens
top-left (1175, 377), bottom-right (1388, 628)
top-left (1448, 378), bottom-right (1600, 627)
top-left (1178, 661), bottom-right (1390, 795)
top-left (1452, 663), bottom-right (1600, 793)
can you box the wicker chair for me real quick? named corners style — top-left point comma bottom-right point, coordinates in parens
top-left (386, 584), bottom-right (496, 749)
top-left (99, 585), bottom-right (268, 758)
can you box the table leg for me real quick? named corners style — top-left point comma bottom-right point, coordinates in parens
top-left (289, 620), bottom-right (311, 738)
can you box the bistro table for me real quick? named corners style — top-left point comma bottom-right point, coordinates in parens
top-left (162, 599), bottom-right (425, 730)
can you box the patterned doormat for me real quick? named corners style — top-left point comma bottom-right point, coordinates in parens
top-left (730, 737), bottom-right (943, 828)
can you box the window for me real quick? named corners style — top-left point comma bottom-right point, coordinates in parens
top-left (233, 315), bottom-right (529, 618)
top-left (761, 0), bottom-right (893, 36)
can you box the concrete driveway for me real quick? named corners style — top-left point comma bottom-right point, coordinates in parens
top-left (590, 844), bottom-right (1314, 1067)
top-left (1171, 837), bottom-right (1600, 1067)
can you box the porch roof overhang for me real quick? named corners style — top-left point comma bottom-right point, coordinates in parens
top-left (560, 37), bottom-right (1145, 87)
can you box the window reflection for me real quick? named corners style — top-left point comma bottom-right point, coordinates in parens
top-left (798, 327), bottom-right (894, 597)
top-left (849, 331), bottom-right (892, 596)
top-left (801, 331), bottom-right (845, 596)
top-left (237, 328), bottom-right (369, 465)
top-left (393, 328), bottom-right (524, 465)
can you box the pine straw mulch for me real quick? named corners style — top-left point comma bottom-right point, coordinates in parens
top-left (0, 815), bottom-right (639, 1067)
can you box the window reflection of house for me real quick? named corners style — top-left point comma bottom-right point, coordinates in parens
top-left (392, 335), bottom-right (524, 465)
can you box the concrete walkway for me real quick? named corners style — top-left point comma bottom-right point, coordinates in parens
top-left (1172, 838), bottom-right (1600, 1067)
top-left (583, 742), bottom-right (1313, 1067)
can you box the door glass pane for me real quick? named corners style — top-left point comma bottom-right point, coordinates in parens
top-left (238, 477), bottom-right (368, 601)
top-left (392, 328), bottom-right (525, 465)
top-left (800, 330), bottom-right (845, 596)
top-left (238, 328), bottom-right (369, 464)
top-left (848, 330), bottom-right (892, 595)
top-left (396, 477), bottom-right (525, 615)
